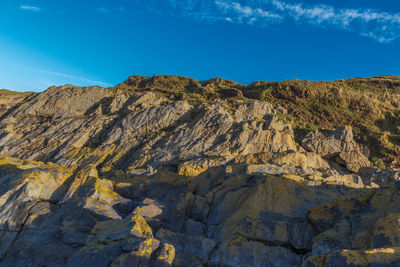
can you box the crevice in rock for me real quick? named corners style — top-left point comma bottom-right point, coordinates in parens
top-left (236, 233), bottom-right (311, 255)
top-left (0, 203), bottom-right (37, 263)
top-left (362, 189), bottom-right (378, 208)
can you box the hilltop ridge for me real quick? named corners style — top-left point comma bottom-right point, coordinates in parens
top-left (5, 74), bottom-right (400, 167)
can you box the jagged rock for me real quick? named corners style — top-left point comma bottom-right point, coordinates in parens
top-left (0, 88), bottom-right (297, 174)
top-left (183, 219), bottom-right (205, 237)
top-left (233, 100), bottom-right (275, 122)
top-left (0, 90), bottom-right (33, 117)
top-left (134, 198), bottom-right (164, 230)
top-left (8, 85), bottom-right (110, 119)
top-left (303, 248), bottom-right (400, 267)
top-left (213, 236), bottom-right (303, 267)
top-left (301, 126), bottom-right (356, 154)
top-left (372, 213), bottom-right (400, 248)
top-left (305, 181), bottom-right (400, 266)
top-left (0, 76), bottom-right (399, 266)
top-left (272, 151), bottom-right (330, 170)
top-left (178, 157), bottom-right (228, 176)
top-left (336, 150), bottom-right (371, 173)
top-left (301, 127), bottom-right (370, 172)
top-left (0, 152), bottom-right (398, 266)
top-left (154, 243), bottom-right (175, 267)
top-left (358, 168), bottom-right (400, 187)
top-left (156, 229), bottom-right (216, 260)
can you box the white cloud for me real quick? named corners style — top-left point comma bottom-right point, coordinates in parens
top-left (180, 0), bottom-right (400, 43)
top-left (32, 69), bottom-right (112, 87)
top-left (271, 0), bottom-right (400, 26)
top-left (96, 7), bottom-right (111, 14)
top-left (36, 79), bottom-right (57, 88)
top-left (95, 6), bottom-right (126, 14)
top-left (101, 0), bottom-right (400, 43)
top-left (215, 1), bottom-right (282, 25)
top-left (270, 0), bottom-right (400, 43)
top-left (19, 5), bottom-right (41, 12)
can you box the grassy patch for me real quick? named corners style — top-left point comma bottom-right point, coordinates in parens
top-left (114, 74), bottom-right (400, 167)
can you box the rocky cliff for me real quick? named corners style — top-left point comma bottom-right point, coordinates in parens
top-left (0, 75), bottom-right (400, 266)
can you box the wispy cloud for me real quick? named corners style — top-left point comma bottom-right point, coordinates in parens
top-left (271, 0), bottom-right (400, 43)
top-left (128, 0), bottom-right (400, 43)
top-left (32, 68), bottom-right (112, 87)
top-left (95, 7), bottom-right (111, 14)
top-left (19, 5), bottom-right (41, 12)
top-left (215, 1), bottom-right (282, 25)
top-left (95, 6), bottom-right (127, 14)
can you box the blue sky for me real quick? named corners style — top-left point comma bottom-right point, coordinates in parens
top-left (0, 0), bottom-right (399, 91)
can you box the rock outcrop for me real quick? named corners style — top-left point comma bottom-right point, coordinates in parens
top-left (301, 127), bottom-right (371, 172)
top-left (0, 75), bottom-right (399, 267)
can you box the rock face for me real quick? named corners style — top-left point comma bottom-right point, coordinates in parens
top-left (0, 75), bottom-right (399, 267)
top-left (301, 127), bottom-right (371, 172)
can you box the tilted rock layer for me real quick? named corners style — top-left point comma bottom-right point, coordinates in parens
top-left (0, 75), bottom-right (400, 266)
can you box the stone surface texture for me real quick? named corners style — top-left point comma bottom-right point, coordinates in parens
top-left (0, 75), bottom-right (399, 267)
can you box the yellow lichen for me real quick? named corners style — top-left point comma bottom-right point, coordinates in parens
top-left (157, 243), bottom-right (175, 264)
top-left (130, 212), bottom-right (153, 238)
top-left (281, 173), bottom-right (304, 183)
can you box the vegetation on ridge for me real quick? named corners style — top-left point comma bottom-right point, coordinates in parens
top-left (243, 76), bottom-right (400, 167)
top-left (113, 74), bottom-right (400, 168)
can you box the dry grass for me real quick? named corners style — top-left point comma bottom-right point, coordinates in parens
top-left (114, 74), bottom-right (400, 167)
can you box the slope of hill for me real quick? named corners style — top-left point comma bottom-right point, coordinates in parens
top-left (0, 75), bottom-right (400, 266)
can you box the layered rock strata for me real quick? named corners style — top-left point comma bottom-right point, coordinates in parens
top-left (0, 76), bottom-right (399, 266)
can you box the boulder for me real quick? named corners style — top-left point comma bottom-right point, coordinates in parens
top-left (301, 127), bottom-right (370, 172)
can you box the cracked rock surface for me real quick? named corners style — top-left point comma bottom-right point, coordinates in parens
top-left (0, 75), bottom-right (400, 266)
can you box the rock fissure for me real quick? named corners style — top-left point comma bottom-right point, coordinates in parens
top-left (0, 203), bottom-right (37, 263)
top-left (236, 233), bottom-right (311, 255)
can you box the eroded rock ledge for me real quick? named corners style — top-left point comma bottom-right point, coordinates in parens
top-left (0, 77), bottom-right (399, 266)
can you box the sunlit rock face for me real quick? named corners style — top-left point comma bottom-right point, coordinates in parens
top-left (0, 75), bottom-right (399, 267)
